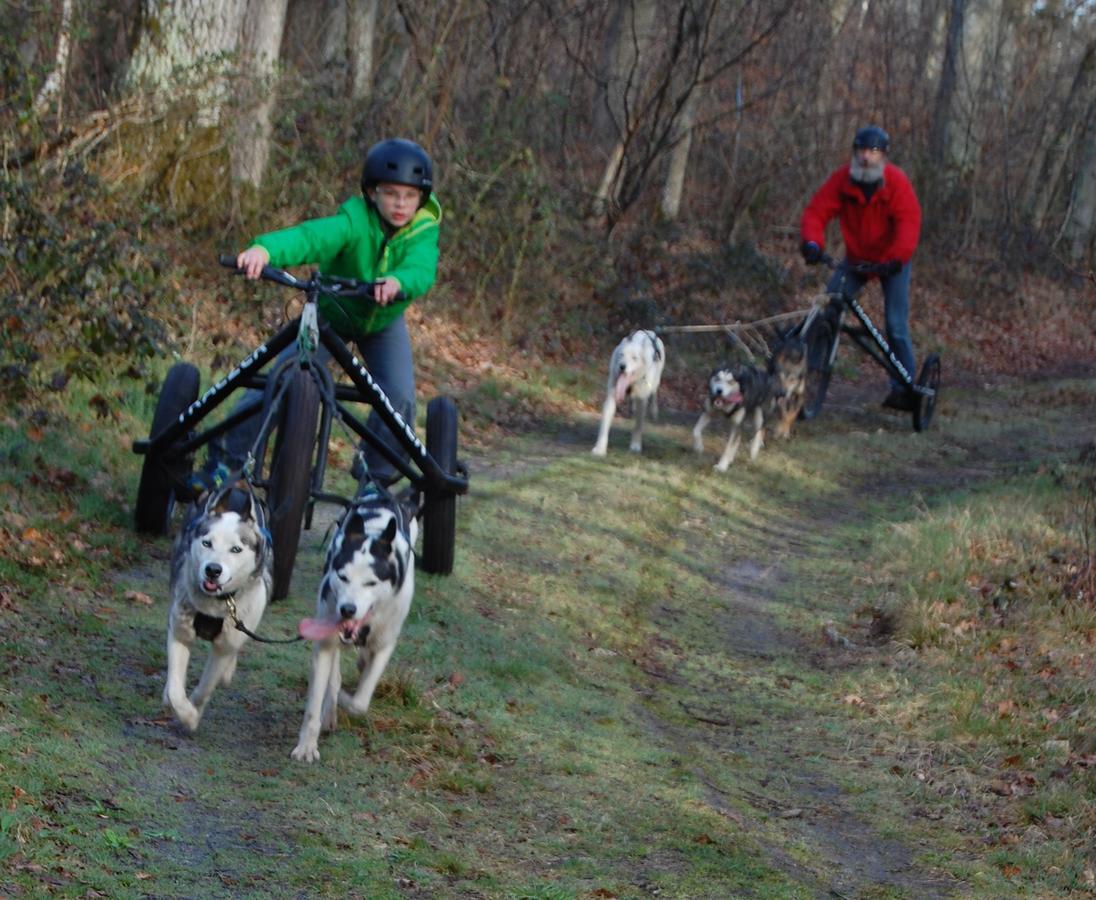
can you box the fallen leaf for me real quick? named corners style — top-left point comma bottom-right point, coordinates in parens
top-left (124, 590), bottom-right (154, 606)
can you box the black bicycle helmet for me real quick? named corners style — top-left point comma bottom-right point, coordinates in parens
top-left (361, 138), bottom-right (433, 201)
top-left (852, 125), bottom-right (890, 152)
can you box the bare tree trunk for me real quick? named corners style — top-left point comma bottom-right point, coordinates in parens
top-left (321, 0), bottom-right (347, 74)
top-left (1064, 111), bottom-right (1096, 264)
top-left (1023, 39), bottom-right (1096, 232)
top-left (231, 0), bottom-right (290, 189)
top-left (347, 0), bottom-right (380, 102)
top-left (33, 0), bottom-right (75, 123)
top-left (590, 0), bottom-right (659, 220)
top-left (592, 140), bottom-right (626, 222)
top-left (128, 0), bottom-right (249, 124)
top-left (659, 84), bottom-right (700, 221)
top-left (374, 1), bottom-right (412, 100)
top-left (930, 0), bottom-right (964, 168)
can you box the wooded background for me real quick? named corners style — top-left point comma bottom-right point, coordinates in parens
top-left (2, 0), bottom-right (1094, 392)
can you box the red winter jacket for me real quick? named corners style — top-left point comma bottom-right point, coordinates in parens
top-left (800, 162), bottom-right (921, 265)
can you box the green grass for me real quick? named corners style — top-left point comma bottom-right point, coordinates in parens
top-left (0, 360), bottom-right (1093, 897)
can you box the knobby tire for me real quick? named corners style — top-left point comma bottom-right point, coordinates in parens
top-left (267, 367), bottom-right (320, 600)
top-left (421, 396), bottom-right (458, 575)
top-left (800, 316), bottom-right (836, 420)
top-left (913, 353), bottom-right (942, 433)
top-left (135, 363), bottom-right (200, 534)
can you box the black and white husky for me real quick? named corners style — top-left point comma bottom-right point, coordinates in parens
top-left (692, 364), bottom-right (780, 471)
top-left (591, 329), bottom-right (666, 456)
top-left (291, 486), bottom-right (418, 763)
top-left (164, 483), bottom-right (272, 732)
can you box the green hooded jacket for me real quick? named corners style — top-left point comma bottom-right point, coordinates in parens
top-left (251, 193), bottom-right (441, 338)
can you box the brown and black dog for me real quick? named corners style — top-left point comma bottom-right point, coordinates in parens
top-left (768, 335), bottom-right (807, 440)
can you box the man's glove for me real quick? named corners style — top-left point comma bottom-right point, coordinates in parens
top-left (879, 259), bottom-right (903, 278)
top-left (800, 241), bottom-right (822, 265)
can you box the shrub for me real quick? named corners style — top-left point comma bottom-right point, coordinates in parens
top-left (0, 165), bottom-right (170, 402)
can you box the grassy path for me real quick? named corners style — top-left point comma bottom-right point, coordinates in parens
top-left (1, 371), bottom-right (1092, 897)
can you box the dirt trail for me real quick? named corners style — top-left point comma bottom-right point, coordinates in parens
top-left (120, 369), bottom-right (1084, 897)
top-left (510, 374), bottom-right (1088, 898)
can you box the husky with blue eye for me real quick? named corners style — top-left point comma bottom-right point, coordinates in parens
top-left (291, 485), bottom-right (418, 763)
top-left (163, 483), bottom-right (272, 732)
top-left (692, 364), bottom-right (780, 471)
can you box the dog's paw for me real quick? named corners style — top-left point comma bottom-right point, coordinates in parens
top-left (290, 742), bottom-right (320, 763)
top-left (591, 445), bottom-right (607, 457)
top-left (628, 442), bottom-right (643, 454)
top-left (714, 461), bottom-right (731, 472)
top-left (171, 701), bottom-right (201, 733)
top-left (337, 689), bottom-right (371, 718)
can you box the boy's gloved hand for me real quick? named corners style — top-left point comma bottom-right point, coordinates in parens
top-left (878, 259), bottom-right (903, 277)
top-left (236, 246), bottom-right (271, 279)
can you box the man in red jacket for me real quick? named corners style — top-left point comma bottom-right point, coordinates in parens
top-left (800, 125), bottom-right (922, 411)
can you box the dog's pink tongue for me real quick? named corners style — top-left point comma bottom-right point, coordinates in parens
top-left (614, 372), bottom-right (635, 405)
top-left (298, 617), bottom-right (342, 641)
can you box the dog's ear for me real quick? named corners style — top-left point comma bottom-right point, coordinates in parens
top-left (247, 486), bottom-right (269, 533)
top-left (343, 509), bottom-right (366, 544)
top-left (246, 487), bottom-right (272, 570)
top-left (234, 483), bottom-right (257, 522)
top-left (380, 516), bottom-right (398, 546)
top-left (205, 483), bottom-right (235, 516)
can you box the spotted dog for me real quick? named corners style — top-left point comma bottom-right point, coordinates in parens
top-left (291, 485), bottom-right (417, 763)
top-left (164, 483), bottom-right (272, 732)
top-left (692, 364), bottom-right (780, 470)
top-left (591, 329), bottom-right (666, 456)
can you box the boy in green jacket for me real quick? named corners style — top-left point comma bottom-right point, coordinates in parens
top-left (200, 138), bottom-right (441, 490)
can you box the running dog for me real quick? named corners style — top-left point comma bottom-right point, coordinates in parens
top-left (591, 329), bottom-right (666, 456)
top-left (291, 485), bottom-right (417, 763)
top-left (164, 483), bottom-right (272, 733)
top-left (769, 335), bottom-right (807, 440)
top-left (692, 364), bottom-right (780, 470)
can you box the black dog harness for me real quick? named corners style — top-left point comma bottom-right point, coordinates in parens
top-left (189, 595), bottom-right (302, 645)
top-left (194, 611), bottom-right (224, 641)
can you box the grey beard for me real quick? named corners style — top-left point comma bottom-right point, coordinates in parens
top-left (850, 156), bottom-right (885, 184)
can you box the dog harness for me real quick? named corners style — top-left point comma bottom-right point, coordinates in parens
top-left (635, 329), bottom-right (662, 361)
top-left (194, 611), bottom-right (224, 641)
